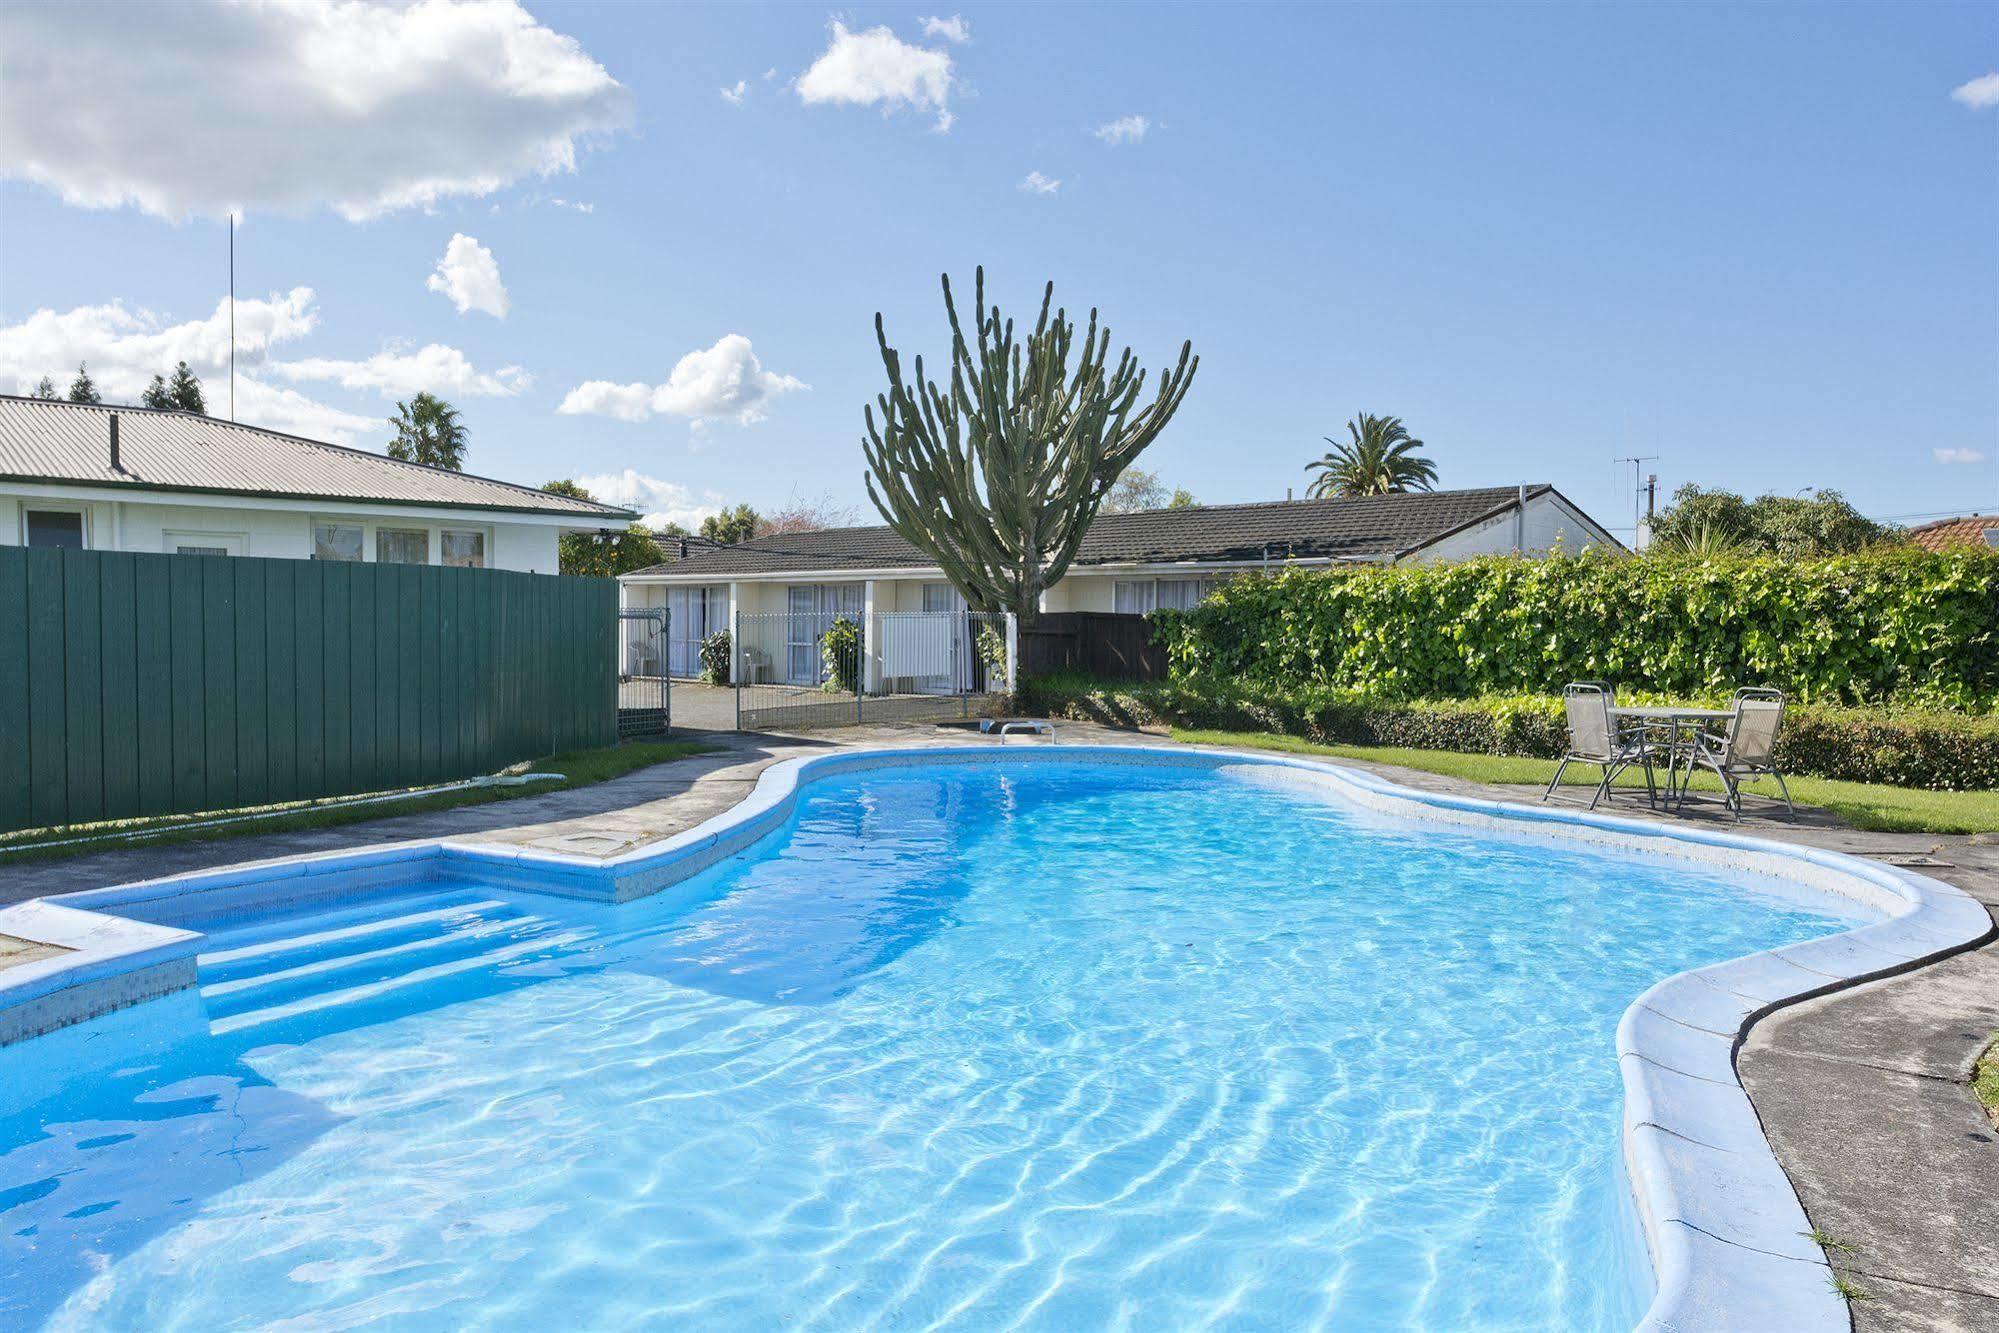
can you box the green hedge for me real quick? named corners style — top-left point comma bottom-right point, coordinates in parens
top-left (1017, 676), bottom-right (1999, 792)
top-left (1151, 549), bottom-right (1999, 709)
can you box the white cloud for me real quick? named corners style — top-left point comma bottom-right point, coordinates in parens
top-left (0, 287), bottom-right (387, 443)
top-left (1093, 114), bottom-right (1150, 145)
top-left (796, 20), bottom-right (955, 132)
top-left (762, 67), bottom-right (778, 81)
top-left (919, 14), bottom-right (970, 43)
top-left (572, 469), bottom-right (724, 531)
top-left (232, 378), bottom-right (383, 445)
top-left (425, 233), bottom-right (509, 318)
top-left (1019, 171), bottom-right (1061, 196)
top-left (1934, 447), bottom-right (1990, 465)
top-left (0, 0), bottom-right (632, 221)
top-left (557, 334), bottom-right (806, 426)
top-left (1952, 73), bottom-right (1999, 109)
top-left (721, 79), bottom-right (748, 106)
top-left (272, 344), bottom-right (531, 399)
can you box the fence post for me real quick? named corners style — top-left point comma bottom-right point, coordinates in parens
top-left (731, 602), bottom-right (741, 731)
top-left (856, 612), bottom-right (866, 725)
top-left (1004, 612), bottom-right (1018, 698)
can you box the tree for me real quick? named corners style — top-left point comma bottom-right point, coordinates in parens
top-left (1648, 484), bottom-right (1895, 558)
top-left (700, 503), bottom-right (759, 544)
top-left (756, 489), bottom-right (858, 537)
top-left (67, 363), bottom-right (100, 404)
top-left (142, 375), bottom-right (174, 410)
top-left (1103, 467), bottom-right (1170, 513)
top-left (1304, 414), bottom-right (1436, 498)
top-left (1168, 487), bottom-right (1198, 508)
top-left (31, 376), bottom-right (58, 399)
top-left (387, 392), bottom-right (467, 470)
top-left (541, 479), bottom-right (667, 577)
top-left (166, 361), bottom-right (206, 413)
top-left (862, 267), bottom-right (1198, 624)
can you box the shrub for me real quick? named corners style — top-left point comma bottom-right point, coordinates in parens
top-left (699, 630), bottom-right (731, 685)
top-left (1152, 548), bottom-right (1999, 709)
top-left (821, 616), bottom-right (861, 693)
top-left (1015, 676), bottom-right (1999, 792)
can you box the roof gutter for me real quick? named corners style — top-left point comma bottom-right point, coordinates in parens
top-left (0, 473), bottom-right (634, 521)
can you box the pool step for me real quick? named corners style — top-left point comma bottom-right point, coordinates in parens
top-left (205, 928), bottom-right (593, 1036)
top-left (195, 895), bottom-right (589, 1033)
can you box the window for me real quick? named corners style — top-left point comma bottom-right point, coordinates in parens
top-left (921, 582), bottom-right (964, 613)
top-left (313, 523), bottom-right (363, 561)
top-left (24, 509), bottom-right (85, 549)
top-left (164, 531), bottom-right (244, 557)
top-left (376, 527), bottom-right (428, 565)
top-left (1113, 579), bottom-right (1156, 614)
top-left (1984, 528), bottom-right (1999, 550)
top-left (1114, 577), bottom-right (1217, 614)
top-left (785, 583), bottom-right (863, 683)
top-left (440, 529), bottom-right (486, 568)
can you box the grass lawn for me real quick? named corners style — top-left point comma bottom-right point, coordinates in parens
top-left (1170, 728), bottom-right (1999, 835)
top-left (0, 739), bottom-right (721, 865)
top-left (1976, 1041), bottom-right (1999, 1130)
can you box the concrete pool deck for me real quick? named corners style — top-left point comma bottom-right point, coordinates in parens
top-left (1, 722), bottom-right (1993, 1330)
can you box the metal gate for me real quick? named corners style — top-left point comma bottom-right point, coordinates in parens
top-left (731, 609), bottom-right (1014, 731)
top-left (617, 607), bottom-right (671, 739)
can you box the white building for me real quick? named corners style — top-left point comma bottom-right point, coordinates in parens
top-left (620, 485), bottom-right (1622, 682)
top-left (0, 396), bottom-right (631, 573)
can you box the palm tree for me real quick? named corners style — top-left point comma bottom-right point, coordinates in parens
top-left (387, 392), bottom-right (468, 470)
top-left (1304, 414), bottom-right (1437, 499)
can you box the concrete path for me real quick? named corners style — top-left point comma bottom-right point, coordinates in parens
top-left (4, 721), bottom-right (1994, 1329)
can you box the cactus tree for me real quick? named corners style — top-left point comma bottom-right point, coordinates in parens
top-left (863, 268), bottom-right (1197, 625)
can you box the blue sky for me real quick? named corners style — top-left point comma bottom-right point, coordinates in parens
top-left (1, 0), bottom-right (1993, 537)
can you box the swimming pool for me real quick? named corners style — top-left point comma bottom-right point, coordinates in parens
top-left (0, 748), bottom-right (1979, 1329)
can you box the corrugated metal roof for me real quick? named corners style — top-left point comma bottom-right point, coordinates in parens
top-left (0, 396), bottom-right (632, 519)
top-left (626, 486), bottom-right (1578, 578)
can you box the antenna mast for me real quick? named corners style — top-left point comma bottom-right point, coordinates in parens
top-left (228, 213), bottom-right (236, 421)
top-left (1612, 455), bottom-right (1659, 549)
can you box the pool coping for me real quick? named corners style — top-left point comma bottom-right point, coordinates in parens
top-left (1, 743), bottom-right (1989, 1331)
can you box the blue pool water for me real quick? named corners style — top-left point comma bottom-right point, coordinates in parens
top-left (0, 759), bottom-right (1861, 1330)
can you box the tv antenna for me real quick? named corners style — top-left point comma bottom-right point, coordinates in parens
top-left (1613, 455), bottom-right (1659, 548)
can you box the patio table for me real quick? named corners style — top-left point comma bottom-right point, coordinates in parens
top-left (1610, 706), bottom-right (1734, 806)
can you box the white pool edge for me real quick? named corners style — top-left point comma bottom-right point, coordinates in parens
top-left (2, 743), bottom-right (1989, 1332)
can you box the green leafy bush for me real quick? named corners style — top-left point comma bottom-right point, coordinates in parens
top-left (1152, 548), bottom-right (1999, 709)
top-left (821, 616), bottom-right (861, 694)
top-left (1016, 675), bottom-right (1999, 792)
top-left (699, 630), bottom-right (731, 685)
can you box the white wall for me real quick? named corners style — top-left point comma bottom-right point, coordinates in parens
top-left (0, 489), bottom-right (565, 573)
top-left (1413, 493), bottom-right (1615, 562)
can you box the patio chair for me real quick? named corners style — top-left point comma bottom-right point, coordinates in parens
top-left (1543, 682), bottom-right (1659, 810)
top-left (1684, 687), bottom-right (1793, 820)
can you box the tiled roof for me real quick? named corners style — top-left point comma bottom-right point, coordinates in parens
top-left (1906, 514), bottom-right (1999, 552)
top-left (0, 396), bottom-right (632, 519)
top-left (625, 485), bottom-right (1570, 578)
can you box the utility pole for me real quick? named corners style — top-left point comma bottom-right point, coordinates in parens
top-left (1613, 455), bottom-right (1659, 550)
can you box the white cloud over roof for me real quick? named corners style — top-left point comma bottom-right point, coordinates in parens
top-left (557, 334), bottom-right (806, 427)
top-left (0, 0), bottom-right (632, 220)
top-left (795, 20), bottom-right (955, 133)
top-left (425, 234), bottom-right (510, 319)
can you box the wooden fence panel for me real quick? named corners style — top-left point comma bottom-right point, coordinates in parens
top-left (0, 548), bottom-right (617, 835)
top-left (1018, 612), bottom-right (1170, 683)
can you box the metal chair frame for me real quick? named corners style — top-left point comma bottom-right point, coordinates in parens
top-left (1683, 687), bottom-right (1794, 820)
top-left (1544, 682), bottom-right (1661, 810)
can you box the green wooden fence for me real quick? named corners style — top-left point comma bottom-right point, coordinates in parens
top-left (0, 547), bottom-right (618, 835)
